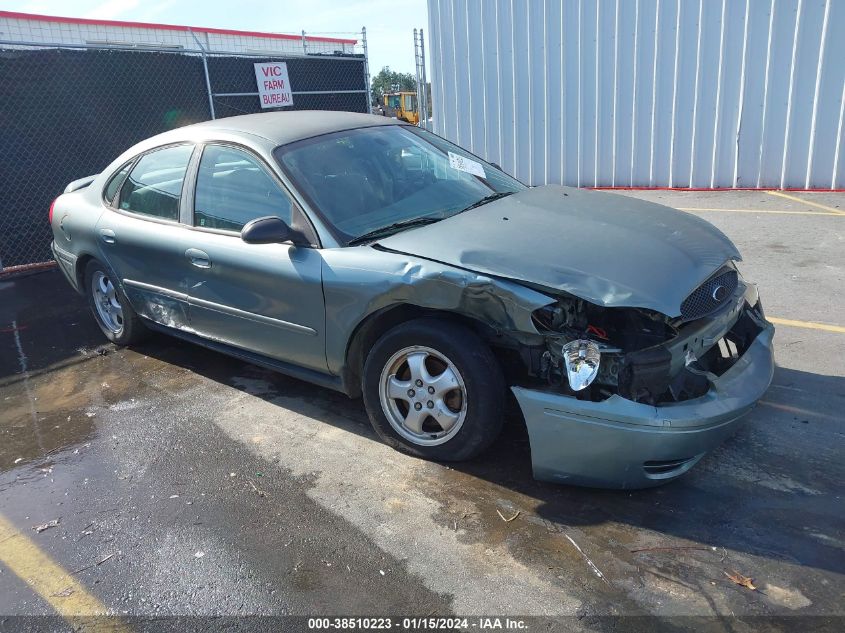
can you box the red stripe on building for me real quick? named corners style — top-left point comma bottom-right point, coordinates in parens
top-left (0, 10), bottom-right (358, 45)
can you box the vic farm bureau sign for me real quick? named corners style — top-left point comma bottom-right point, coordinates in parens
top-left (254, 62), bottom-right (294, 108)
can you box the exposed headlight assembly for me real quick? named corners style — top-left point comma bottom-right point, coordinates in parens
top-left (562, 339), bottom-right (601, 391)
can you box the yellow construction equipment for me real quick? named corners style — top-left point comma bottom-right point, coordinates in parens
top-left (383, 91), bottom-right (419, 125)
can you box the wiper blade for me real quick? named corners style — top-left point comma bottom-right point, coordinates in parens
top-left (348, 216), bottom-right (443, 246)
top-left (458, 191), bottom-right (514, 213)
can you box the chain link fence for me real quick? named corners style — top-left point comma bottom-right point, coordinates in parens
top-left (207, 53), bottom-right (369, 118)
top-left (0, 37), bottom-right (368, 273)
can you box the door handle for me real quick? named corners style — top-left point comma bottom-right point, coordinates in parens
top-left (99, 228), bottom-right (116, 244)
top-left (185, 248), bottom-right (212, 269)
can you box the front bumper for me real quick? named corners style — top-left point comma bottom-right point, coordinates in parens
top-left (512, 320), bottom-right (775, 489)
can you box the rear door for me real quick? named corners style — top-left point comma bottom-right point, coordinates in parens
top-left (183, 143), bottom-right (327, 373)
top-left (96, 143), bottom-right (198, 330)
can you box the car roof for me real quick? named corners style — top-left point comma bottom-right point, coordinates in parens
top-left (178, 110), bottom-right (403, 146)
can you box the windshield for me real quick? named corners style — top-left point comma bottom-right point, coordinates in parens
top-left (274, 126), bottom-right (526, 244)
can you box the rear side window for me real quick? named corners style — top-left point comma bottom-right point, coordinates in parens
top-left (117, 144), bottom-right (194, 221)
top-left (194, 145), bottom-right (293, 232)
top-left (103, 162), bottom-right (132, 205)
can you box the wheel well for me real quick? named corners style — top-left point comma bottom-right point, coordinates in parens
top-left (75, 254), bottom-right (95, 289)
top-left (342, 305), bottom-right (499, 398)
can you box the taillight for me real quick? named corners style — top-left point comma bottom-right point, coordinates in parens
top-left (49, 198), bottom-right (57, 224)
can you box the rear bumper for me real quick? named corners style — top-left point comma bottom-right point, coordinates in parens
top-left (51, 241), bottom-right (80, 292)
top-left (512, 320), bottom-right (775, 489)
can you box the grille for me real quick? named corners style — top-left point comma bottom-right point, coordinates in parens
top-left (680, 268), bottom-right (738, 321)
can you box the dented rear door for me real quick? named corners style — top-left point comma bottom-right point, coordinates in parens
top-left (96, 143), bottom-right (197, 328)
top-left (96, 210), bottom-right (195, 328)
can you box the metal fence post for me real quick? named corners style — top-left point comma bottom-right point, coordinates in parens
top-left (189, 28), bottom-right (216, 120)
top-left (362, 26), bottom-right (372, 112)
top-left (301, 30), bottom-right (307, 55)
top-left (414, 29), bottom-right (423, 127)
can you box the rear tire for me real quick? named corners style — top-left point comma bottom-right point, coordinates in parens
top-left (362, 318), bottom-right (505, 461)
top-left (84, 259), bottom-right (147, 345)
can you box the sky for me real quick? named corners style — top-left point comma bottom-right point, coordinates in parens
top-left (5, 0), bottom-right (429, 74)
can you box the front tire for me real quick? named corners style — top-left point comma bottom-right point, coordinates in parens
top-left (362, 318), bottom-right (505, 461)
top-left (85, 259), bottom-right (147, 345)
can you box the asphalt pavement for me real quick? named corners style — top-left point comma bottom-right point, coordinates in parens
top-left (0, 189), bottom-right (842, 632)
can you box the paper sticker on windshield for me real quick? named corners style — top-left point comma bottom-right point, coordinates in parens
top-left (448, 152), bottom-right (486, 178)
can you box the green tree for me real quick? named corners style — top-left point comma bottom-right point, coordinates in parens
top-left (371, 66), bottom-right (417, 105)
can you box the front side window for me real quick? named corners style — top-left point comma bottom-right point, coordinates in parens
top-left (403, 94), bottom-right (416, 111)
top-left (275, 125), bottom-right (525, 244)
top-left (117, 144), bottom-right (193, 221)
top-left (194, 145), bottom-right (292, 232)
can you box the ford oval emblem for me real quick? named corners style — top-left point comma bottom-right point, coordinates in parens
top-left (711, 285), bottom-right (727, 302)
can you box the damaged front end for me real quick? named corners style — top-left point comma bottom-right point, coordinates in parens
top-left (523, 265), bottom-right (767, 406)
top-left (508, 265), bottom-right (775, 488)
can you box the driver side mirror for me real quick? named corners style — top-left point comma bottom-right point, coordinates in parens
top-left (241, 216), bottom-right (294, 244)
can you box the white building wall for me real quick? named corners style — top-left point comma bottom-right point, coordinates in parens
top-left (427, 0), bottom-right (845, 189)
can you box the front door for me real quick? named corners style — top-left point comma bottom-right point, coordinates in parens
top-left (183, 143), bottom-right (327, 373)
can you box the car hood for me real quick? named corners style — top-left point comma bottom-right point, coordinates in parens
top-left (376, 185), bottom-right (740, 317)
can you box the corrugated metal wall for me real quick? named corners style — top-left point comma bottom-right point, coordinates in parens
top-left (426, 0), bottom-right (845, 189)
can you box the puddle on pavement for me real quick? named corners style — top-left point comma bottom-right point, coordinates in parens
top-left (0, 346), bottom-right (164, 472)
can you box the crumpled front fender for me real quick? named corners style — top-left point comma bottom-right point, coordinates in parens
top-left (321, 247), bottom-right (554, 382)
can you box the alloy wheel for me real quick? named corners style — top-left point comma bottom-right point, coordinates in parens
top-left (378, 345), bottom-right (467, 446)
top-left (91, 270), bottom-right (124, 335)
